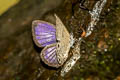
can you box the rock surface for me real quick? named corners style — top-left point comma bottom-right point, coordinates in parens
top-left (0, 0), bottom-right (120, 80)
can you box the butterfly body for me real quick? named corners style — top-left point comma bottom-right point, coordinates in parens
top-left (32, 14), bottom-right (70, 68)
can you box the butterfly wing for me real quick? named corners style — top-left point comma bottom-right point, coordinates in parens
top-left (40, 43), bottom-right (61, 68)
top-left (32, 15), bottom-right (70, 68)
top-left (55, 14), bottom-right (71, 65)
top-left (32, 20), bottom-right (56, 47)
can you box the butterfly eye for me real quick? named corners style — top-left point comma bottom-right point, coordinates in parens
top-left (56, 39), bottom-right (60, 42)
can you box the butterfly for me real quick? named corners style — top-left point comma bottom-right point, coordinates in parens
top-left (32, 14), bottom-right (71, 68)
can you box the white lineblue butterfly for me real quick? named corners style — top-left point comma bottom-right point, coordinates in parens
top-left (32, 14), bottom-right (71, 68)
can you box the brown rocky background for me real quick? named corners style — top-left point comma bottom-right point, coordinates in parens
top-left (0, 0), bottom-right (120, 80)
